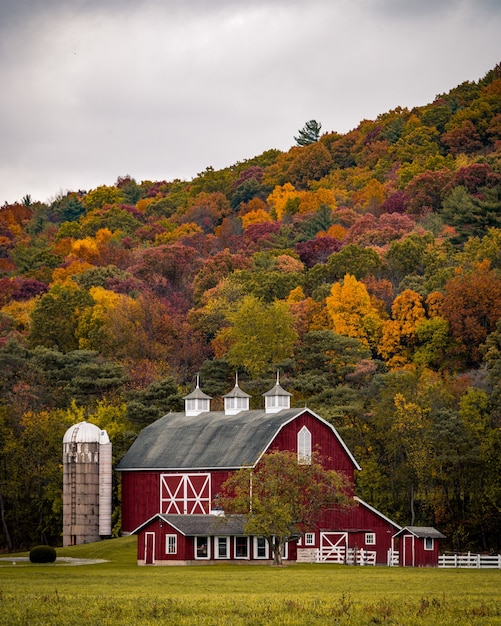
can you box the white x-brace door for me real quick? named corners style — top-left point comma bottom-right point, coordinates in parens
top-left (160, 473), bottom-right (211, 514)
top-left (319, 532), bottom-right (348, 562)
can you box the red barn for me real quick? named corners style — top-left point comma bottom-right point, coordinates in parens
top-left (117, 378), bottom-right (402, 565)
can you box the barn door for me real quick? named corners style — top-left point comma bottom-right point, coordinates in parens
top-left (319, 532), bottom-right (348, 562)
top-left (145, 532), bottom-right (155, 565)
top-left (403, 534), bottom-right (414, 567)
top-left (160, 473), bottom-right (211, 514)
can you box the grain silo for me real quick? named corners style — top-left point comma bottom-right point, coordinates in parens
top-left (62, 421), bottom-right (112, 546)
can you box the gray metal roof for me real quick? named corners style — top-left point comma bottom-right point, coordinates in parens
top-left (394, 526), bottom-right (446, 539)
top-left (133, 514), bottom-right (248, 536)
top-left (116, 407), bottom-right (360, 471)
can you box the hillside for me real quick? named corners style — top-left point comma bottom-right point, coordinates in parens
top-left (0, 64), bottom-right (501, 553)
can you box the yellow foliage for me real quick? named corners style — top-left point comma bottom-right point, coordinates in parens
top-left (136, 197), bottom-right (156, 213)
top-left (391, 290), bottom-right (425, 337)
top-left (352, 178), bottom-right (386, 212)
top-left (241, 209), bottom-right (273, 229)
top-left (426, 291), bottom-right (444, 317)
top-left (266, 183), bottom-right (299, 220)
top-left (325, 224), bottom-right (347, 240)
top-left (94, 228), bottom-right (114, 246)
top-left (154, 222), bottom-right (203, 244)
top-left (286, 286), bottom-right (306, 303)
top-left (1, 299), bottom-right (36, 331)
top-left (326, 274), bottom-right (383, 348)
top-left (52, 260), bottom-right (94, 285)
top-left (71, 238), bottom-right (99, 263)
top-left (377, 290), bottom-right (425, 367)
top-left (297, 188), bottom-right (337, 214)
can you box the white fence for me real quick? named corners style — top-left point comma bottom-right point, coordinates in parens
top-left (316, 547), bottom-right (376, 565)
top-left (388, 549), bottom-right (399, 567)
top-left (438, 553), bottom-right (501, 569)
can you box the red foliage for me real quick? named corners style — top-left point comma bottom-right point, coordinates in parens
top-left (405, 169), bottom-right (455, 215)
top-left (295, 237), bottom-right (341, 268)
top-left (452, 163), bottom-right (501, 194)
top-left (380, 190), bottom-right (409, 214)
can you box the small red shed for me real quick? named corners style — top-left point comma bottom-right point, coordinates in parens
top-left (392, 526), bottom-right (446, 567)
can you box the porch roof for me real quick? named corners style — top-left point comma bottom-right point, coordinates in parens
top-left (132, 513), bottom-right (247, 536)
top-left (393, 526), bottom-right (446, 539)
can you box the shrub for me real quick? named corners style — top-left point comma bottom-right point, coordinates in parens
top-left (29, 545), bottom-right (57, 563)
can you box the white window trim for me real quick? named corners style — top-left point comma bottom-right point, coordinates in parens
top-left (282, 540), bottom-right (288, 560)
top-left (305, 532), bottom-right (315, 546)
top-left (165, 534), bottom-right (177, 555)
top-left (215, 536), bottom-right (230, 559)
top-left (234, 536), bottom-right (250, 559)
top-left (424, 537), bottom-right (434, 551)
top-left (195, 536), bottom-right (210, 560)
top-left (365, 533), bottom-right (376, 546)
top-left (298, 425), bottom-right (312, 464)
top-left (254, 537), bottom-right (269, 559)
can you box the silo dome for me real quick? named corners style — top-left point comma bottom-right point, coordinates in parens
top-left (63, 421), bottom-right (110, 444)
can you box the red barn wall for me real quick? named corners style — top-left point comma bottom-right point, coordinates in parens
top-left (122, 469), bottom-right (234, 533)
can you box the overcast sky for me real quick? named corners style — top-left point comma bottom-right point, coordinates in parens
top-left (1, 0), bottom-right (499, 205)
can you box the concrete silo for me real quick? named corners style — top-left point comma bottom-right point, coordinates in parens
top-left (62, 421), bottom-right (112, 546)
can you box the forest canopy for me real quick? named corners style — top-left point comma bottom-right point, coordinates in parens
top-left (1, 64), bottom-right (501, 552)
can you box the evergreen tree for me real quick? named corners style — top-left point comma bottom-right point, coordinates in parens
top-left (294, 120), bottom-right (322, 146)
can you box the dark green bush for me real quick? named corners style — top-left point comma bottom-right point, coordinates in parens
top-left (29, 545), bottom-right (57, 563)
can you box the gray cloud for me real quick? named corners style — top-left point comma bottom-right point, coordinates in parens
top-left (1, 0), bottom-right (499, 204)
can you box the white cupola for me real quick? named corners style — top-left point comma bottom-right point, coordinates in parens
top-left (183, 376), bottom-right (212, 416)
top-left (262, 372), bottom-right (292, 413)
top-left (222, 373), bottom-right (251, 415)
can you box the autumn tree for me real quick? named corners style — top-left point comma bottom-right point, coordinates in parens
top-left (28, 284), bottom-right (94, 353)
top-left (378, 290), bottom-right (426, 368)
top-left (219, 450), bottom-right (352, 565)
top-left (214, 295), bottom-right (298, 378)
top-left (441, 261), bottom-right (501, 366)
top-left (326, 274), bottom-right (383, 350)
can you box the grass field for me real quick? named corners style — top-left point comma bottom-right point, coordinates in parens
top-left (1, 537), bottom-right (500, 625)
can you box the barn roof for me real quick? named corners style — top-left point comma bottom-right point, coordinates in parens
top-left (116, 408), bottom-right (360, 471)
top-left (393, 526), bottom-right (446, 539)
top-left (132, 513), bottom-right (247, 536)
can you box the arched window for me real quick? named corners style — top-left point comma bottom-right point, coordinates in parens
top-left (297, 426), bottom-right (312, 464)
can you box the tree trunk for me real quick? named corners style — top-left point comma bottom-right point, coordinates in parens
top-left (270, 537), bottom-right (283, 566)
top-left (410, 482), bottom-right (415, 526)
top-left (0, 492), bottom-right (13, 552)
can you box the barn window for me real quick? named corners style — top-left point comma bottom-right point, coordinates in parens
top-left (195, 536), bottom-right (210, 559)
top-left (235, 536), bottom-right (249, 559)
top-left (305, 532), bottom-right (315, 546)
top-left (254, 537), bottom-right (269, 559)
top-left (216, 536), bottom-right (229, 559)
top-left (166, 534), bottom-right (177, 554)
top-left (297, 426), bottom-right (312, 464)
top-left (424, 537), bottom-right (434, 551)
top-left (365, 533), bottom-right (376, 545)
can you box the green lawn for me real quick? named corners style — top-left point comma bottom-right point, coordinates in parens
top-left (0, 537), bottom-right (500, 625)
